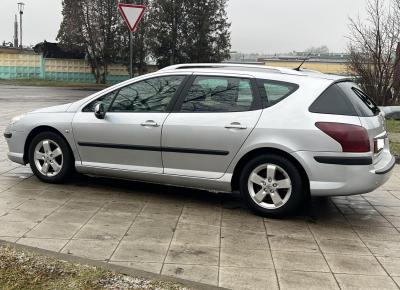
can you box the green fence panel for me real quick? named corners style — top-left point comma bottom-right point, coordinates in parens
top-left (0, 66), bottom-right (40, 79)
top-left (0, 64), bottom-right (130, 84)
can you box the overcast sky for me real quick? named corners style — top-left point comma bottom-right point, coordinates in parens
top-left (0, 0), bottom-right (368, 53)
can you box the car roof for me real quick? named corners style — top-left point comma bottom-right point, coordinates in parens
top-left (158, 63), bottom-right (350, 83)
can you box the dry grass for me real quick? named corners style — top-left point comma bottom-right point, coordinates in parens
top-left (0, 245), bottom-right (189, 290)
top-left (386, 119), bottom-right (400, 134)
top-left (386, 120), bottom-right (400, 157)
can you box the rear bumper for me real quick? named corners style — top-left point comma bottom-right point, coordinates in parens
top-left (293, 150), bottom-right (395, 197)
top-left (375, 156), bottom-right (396, 175)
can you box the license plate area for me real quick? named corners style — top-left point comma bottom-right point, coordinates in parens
top-left (374, 137), bottom-right (386, 154)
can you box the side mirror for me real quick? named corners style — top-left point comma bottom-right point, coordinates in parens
top-left (94, 103), bottom-right (106, 119)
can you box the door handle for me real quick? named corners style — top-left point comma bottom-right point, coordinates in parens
top-left (141, 120), bottom-right (159, 127)
top-left (225, 122), bottom-right (247, 130)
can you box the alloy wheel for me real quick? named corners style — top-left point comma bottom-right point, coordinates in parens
top-left (34, 139), bottom-right (63, 177)
top-left (247, 163), bottom-right (292, 209)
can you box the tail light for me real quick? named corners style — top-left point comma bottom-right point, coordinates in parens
top-left (315, 122), bottom-right (370, 153)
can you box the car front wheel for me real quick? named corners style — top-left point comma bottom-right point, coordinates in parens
top-left (240, 154), bottom-right (305, 217)
top-left (28, 131), bottom-right (74, 183)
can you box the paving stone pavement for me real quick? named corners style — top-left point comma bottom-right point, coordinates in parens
top-left (0, 86), bottom-right (400, 289)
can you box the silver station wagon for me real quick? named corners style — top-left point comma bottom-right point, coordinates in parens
top-left (4, 64), bottom-right (395, 216)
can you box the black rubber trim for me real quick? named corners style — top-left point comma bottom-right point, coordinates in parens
top-left (78, 142), bottom-right (229, 156)
top-left (162, 147), bottom-right (229, 155)
top-left (375, 156), bottom-right (396, 175)
top-left (314, 156), bottom-right (373, 165)
top-left (4, 133), bottom-right (12, 139)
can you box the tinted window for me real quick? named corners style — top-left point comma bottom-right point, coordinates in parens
top-left (257, 80), bottom-right (298, 107)
top-left (309, 84), bottom-right (358, 116)
top-left (110, 76), bottom-right (185, 112)
top-left (337, 82), bottom-right (380, 117)
top-left (82, 91), bottom-right (117, 112)
top-left (180, 76), bottom-right (254, 112)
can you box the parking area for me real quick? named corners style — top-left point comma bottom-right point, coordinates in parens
top-left (0, 85), bottom-right (400, 289)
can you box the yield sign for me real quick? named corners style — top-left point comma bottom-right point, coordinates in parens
top-left (118, 4), bottom-right (146, 32)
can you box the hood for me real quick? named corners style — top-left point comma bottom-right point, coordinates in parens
top-left (29, 103), bottom-right (73, 113)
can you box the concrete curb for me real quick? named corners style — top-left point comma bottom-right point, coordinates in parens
top-left (0, 240), bottom-right (226, 290)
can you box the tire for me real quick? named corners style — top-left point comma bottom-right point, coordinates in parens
top-left (239, 154), bottom-right (305, 217)
top-left (28, 131), bottom-right (74, 183)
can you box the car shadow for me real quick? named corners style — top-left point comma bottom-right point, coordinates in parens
top-left (65, 173), bottom-right (339, 221)
top-left (8, 165), bottom-right (347, 222)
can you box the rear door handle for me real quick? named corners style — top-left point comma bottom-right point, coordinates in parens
top-left (225, 122), bottom-right (247, 130)
top-left (141, 120), bottom-right (159, 127)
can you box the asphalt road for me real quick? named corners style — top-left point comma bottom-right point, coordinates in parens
top-left (0, 85), bottom-right (100, 103)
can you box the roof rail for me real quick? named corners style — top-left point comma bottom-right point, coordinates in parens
top-left (158, 63), bottom-right (283, 73)
top-left (157, 63), bottom-right (339, 79)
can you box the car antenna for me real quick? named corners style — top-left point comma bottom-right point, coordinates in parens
top-left (294, 53), bottom-right (312, 71)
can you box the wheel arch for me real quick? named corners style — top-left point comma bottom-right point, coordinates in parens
top-left (23, 125), bottom-right (74, 164)
top-left (231, 147), bottom-right (310, 194)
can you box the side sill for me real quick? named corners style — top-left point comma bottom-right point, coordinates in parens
top-left (75, 163), bottom-right (233, 193)
top-left (314, 156), bottom-right (372, 166)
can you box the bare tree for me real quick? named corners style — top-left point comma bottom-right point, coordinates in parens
top-left (347, 0), bottom-right (400, 105)
top-left (58, 0), bottom-right (146, 84)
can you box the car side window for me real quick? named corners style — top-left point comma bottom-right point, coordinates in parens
top-left (110, 75), bottom-right (185, 112)
top-left (309, 84), bottom-right (358, 116)
top-left (82, 91), bottom-right (117, 112)
top-left (180, 76), bottom-right (255, 112)
top-left (257, 79), bottom-right (299, 107)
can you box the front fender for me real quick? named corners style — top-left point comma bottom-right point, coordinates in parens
top-left (13, 112), bottom-right (81, 163)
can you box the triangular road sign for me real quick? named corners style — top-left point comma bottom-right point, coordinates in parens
top-left (118, 4), bottom-right (146, 32)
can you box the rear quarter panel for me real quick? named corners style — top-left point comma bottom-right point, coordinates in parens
top-left (226, 78), bottom-right (362, 174)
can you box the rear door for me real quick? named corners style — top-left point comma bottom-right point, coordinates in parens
top-left (161, 73), bottom-right (262, 179)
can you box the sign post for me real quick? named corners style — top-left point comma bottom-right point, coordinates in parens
top-left (129, 31), bottom-right (133, 78)
top-left (117, 3), bottom-right (146, 78)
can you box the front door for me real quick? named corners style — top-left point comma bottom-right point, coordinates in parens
top-left (72, 74), bottom-right (187, 173)
top-left (161, 74), bottom-right (262, 179)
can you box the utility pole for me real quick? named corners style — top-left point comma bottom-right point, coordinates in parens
top-left (17, 2), bottom-right (25, 49)
top-left (13, 15), bottom-right (18, 48)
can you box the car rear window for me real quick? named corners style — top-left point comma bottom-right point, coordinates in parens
top-left (257, 79), bottom-right (299, 107)
top-left (309, 81), bottom-right (380, 117)
top-left (337, 82), bottom-right (380, 117)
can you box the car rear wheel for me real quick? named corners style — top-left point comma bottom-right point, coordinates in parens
top-left (28, 132), bottom-right (74, 183)
top-left (240, 154), bottom-right (305, 217)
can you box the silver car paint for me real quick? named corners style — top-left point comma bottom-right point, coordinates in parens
top-left (162, 109), bottom-right (262, 179)
top-left (5, 65), bottom-right (395, 195)
top-left (162, 71), bottom-right (262, 179)
top-left (72, 111), bottom-right (168, 173)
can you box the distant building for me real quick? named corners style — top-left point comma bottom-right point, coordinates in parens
top-left (258, 52), bottom-right (351, 75)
